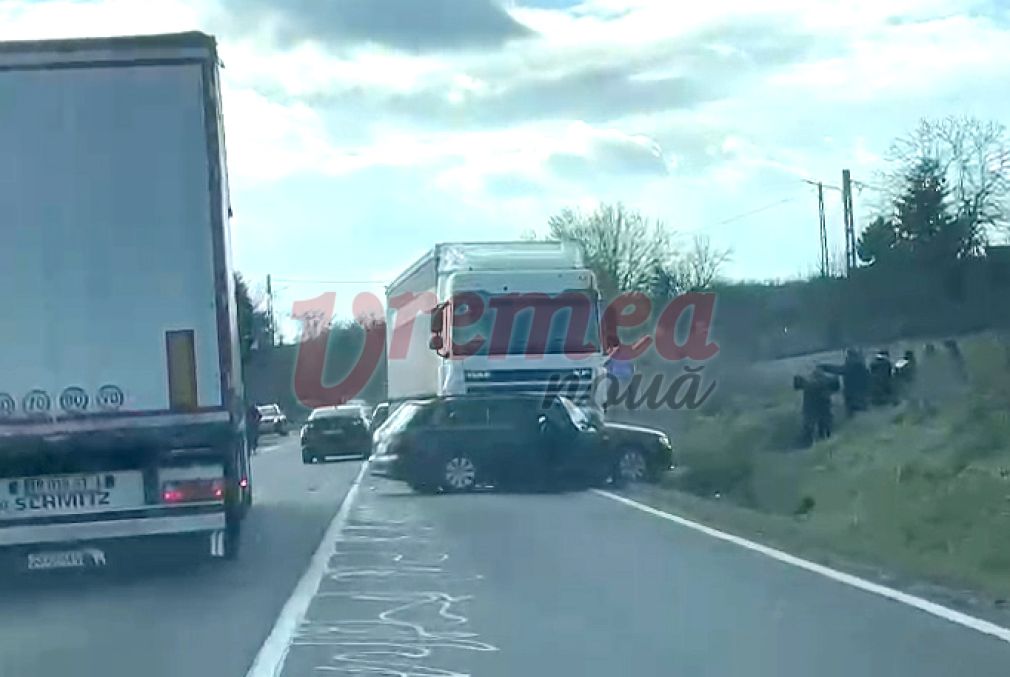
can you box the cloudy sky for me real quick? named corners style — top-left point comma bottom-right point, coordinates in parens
top-left (3, 0), bottom-right (1008, 334)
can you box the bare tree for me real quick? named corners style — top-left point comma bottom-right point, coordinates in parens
top-left (883, 116), bottom-right (1010, 238)
top-left (547, 203), bottom-right (674, 296)
top-left (675, 234), bottom-right (732, 291)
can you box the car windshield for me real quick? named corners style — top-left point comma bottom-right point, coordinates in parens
top-left (7, 6), bottom-right (1009, 677)
top-left (382, 403), bottom-right (423, 433)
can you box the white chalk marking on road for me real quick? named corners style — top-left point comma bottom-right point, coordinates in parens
top-left (593, 489), bottom-right (1010, 645)
top-left (245, 461), bottom-right (370, 677)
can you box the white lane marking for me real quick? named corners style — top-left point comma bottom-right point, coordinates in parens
top-left (245, 461), bottom-right (370, 677)
top-left (593, 489), bottom-right (1010, 645)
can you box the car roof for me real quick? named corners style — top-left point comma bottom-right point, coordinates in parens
top-left (309, 405), bottom-right (366, 419)
top-left (410, 393), bottom-right (567, 408)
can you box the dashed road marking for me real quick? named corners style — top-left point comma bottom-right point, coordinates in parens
top-left (245, 461), bottom-right (369, 677)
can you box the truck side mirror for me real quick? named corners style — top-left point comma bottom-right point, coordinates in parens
top-left (428, 335), bottom-right (444, 351)
top-left (430, 304), bottom-right (445, 334)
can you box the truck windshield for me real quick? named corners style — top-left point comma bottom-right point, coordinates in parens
top-left (451, 290), bottom-right (601, 356)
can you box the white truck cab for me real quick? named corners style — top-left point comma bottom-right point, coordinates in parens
top-left (386, 242), bottom-right (608, 413)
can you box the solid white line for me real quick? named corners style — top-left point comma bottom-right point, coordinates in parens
top-left (593, 489), bottom-right (1010, 645)
top-left (244, 461), bottom-right (369, 677)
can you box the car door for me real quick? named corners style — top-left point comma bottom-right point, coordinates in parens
top-left (489, 399), bottom-right (546, 484)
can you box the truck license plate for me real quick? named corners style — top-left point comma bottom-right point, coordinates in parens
top-left (25, 474), bottom-right (103, 495)
top-left (27, 548), bottom-right (106, 571)
top-left (0, 471), bottom-right (145, 520)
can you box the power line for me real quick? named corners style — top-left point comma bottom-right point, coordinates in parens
top-left (705, 195), bottom-right (803, 229)
top-left (272, 277), bottom-right (387, 285)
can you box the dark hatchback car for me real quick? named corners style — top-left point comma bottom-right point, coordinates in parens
top-left (370, 394), bottom-right (665, 493)
top-left (301, 405), bottom-right (372, 463)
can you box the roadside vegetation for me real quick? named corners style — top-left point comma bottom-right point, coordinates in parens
top-left (582, 115), bottom-right (1010, 602)
top-left (628, 334), bottom-right (1010, 601)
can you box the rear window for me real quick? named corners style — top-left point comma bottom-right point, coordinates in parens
top-left (311, 414), bottom-right (366, 431)
top-left (258, 405), bottom-right (280, 416)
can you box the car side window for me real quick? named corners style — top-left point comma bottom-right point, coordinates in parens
top-left (494, 400), bottom-right (541, 436)
top-left (435, 400), bottom-right (490, 426)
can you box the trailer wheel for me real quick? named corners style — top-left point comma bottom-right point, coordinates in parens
top-left (209, 516), bottom-right (241, 561)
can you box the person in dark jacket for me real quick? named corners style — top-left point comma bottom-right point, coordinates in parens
top-left (246, 404), bottom-right (262, 454)
top-left (893, 349), bottom-right (917, 397)
top-left (794, 368), bottom-right (840, 447)
top-left (869, 350), bottom-right (895, 406)
top-left (818, 348), bottom-right (869, 417)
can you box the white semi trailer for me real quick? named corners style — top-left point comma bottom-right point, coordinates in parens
top-left (0, 32), bottom-right (249, 568)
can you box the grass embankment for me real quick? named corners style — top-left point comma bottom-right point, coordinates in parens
top-left (632, 335), bottom-right (1010, 602)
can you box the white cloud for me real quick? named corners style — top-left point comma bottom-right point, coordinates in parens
top-left (0, 0), bottom-right (204, 40)
top-left (2, 0), bottom-right (1008, 291)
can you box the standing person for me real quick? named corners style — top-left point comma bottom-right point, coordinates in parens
top-left (869, 350), bottom-right (895, 406)
top-left (819, 348), bottom-right (869, 417)
top-left (794, 368), bottom-right (840, 447)
top-left (893, 349), bottom-right (917, 398)
top-left (246, 403), bottom-right (262, 455)
top-left (915, 343), bottom-right (943, 412)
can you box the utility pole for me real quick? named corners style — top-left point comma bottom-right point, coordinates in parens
top-left (817, 182), bottom-right (828, 278)
top-left (803, 179), bottom-right (833, 278)
top-left (842, 169), bottom-right (856, 276)
top-left (266, 274), bottom-right (275, 347)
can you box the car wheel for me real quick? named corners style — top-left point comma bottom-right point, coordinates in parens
top-left (441, 455), bottom-right (478, 493)
top-left (616, 447), bottom-right (648, 485)
top-left (301, 450), bottom-right (314, 464)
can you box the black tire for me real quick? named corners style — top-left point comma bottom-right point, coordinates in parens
top-left (301, 450), bottom-right (314, 464)
top-left (440, 454), bottom-right (479, 493)
top-left (614, 446), bottom-right (649, 486)
top-left (222, 515), bottom-right (241, 561)
top-left (202, 512), bottom-right (241, 563)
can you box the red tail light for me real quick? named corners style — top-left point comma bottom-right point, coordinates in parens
top-left (161, 478), bottom-right (225, 504)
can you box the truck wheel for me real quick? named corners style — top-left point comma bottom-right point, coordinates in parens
top-left (302, 450), bottom-right (314, 464)
top-left (210, 514), bottom-right (241, 561)
top-left (441, 454), bottom-right (478, 493)
top-left (223, 518), bottom-right (241, 561)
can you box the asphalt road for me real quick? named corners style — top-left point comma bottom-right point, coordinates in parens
top-left (0, 435), bottom-right (361, 677)
top-left (276, 475), bottom-right (1010, 677)
top-left (5, 447), bottom-right (1010, 677)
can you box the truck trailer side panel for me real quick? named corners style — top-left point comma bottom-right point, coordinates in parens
top-left (385, 250), bottom-right (441, 402)
top-left (0, 60), bottom-right (223, 417)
